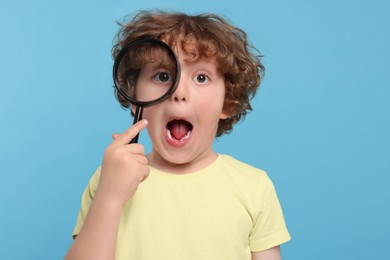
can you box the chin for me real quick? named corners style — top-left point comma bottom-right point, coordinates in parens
top-left (161, 151), bottom-right (194, 165)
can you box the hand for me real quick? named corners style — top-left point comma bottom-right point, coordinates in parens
top-left (97, 119), bottom-right (149, 208)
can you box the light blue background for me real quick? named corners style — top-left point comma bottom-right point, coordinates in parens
top-left (1, 0), bottom-right (389, 259)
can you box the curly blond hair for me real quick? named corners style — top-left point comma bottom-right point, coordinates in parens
top-left (112, 11), bottom-right (264, 137)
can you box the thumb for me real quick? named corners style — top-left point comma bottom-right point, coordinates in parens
top-left (112, 133), bottom-right (120, 140)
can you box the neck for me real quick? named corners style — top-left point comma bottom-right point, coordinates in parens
top-left (147, 149), bottom-right (218, 174)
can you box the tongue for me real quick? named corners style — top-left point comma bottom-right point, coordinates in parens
top-left (168, 120), bottom-right (190, 140)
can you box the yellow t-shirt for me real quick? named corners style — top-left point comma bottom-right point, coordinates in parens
top-left (73, 154), bottom-right (290, 259)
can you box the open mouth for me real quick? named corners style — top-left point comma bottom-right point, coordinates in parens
top-left (166, 119), bottom-right (193, 142)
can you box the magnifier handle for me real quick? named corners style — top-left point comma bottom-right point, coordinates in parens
top-left (130, 106), bottom-right (144, 144)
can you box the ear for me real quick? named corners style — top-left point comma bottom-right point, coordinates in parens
top-left (220, 104), bottom-right (232, 120)
top-left (131, 104), bottom-right (136, 115)
top-left (220, 110), bottom-right (229, 120)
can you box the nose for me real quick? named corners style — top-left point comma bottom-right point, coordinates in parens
top-left (171, 77), bottom-right (188, 102)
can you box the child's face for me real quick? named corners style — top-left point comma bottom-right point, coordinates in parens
top-left (137, 50), bottom-right (229, 173)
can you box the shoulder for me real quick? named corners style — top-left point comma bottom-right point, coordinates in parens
top-left (219, 154), bottom-right (269, 182)
top-left (217, 154), bottom-right (283, 218)
top-left (82, 166), bottom-right (102, 197)
top-left (90, 166), bottom-right (102, 185)
top-left (217, 154), bottom-right (273, 195)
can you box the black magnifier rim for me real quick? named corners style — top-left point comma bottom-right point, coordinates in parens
top-left (113, 37), bottom-right (180, 108)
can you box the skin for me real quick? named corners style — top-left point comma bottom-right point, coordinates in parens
top-left (65, 119), bottom-right (149, 260)
top-left (252, 246), bottom-right (281, 260)
top-left (139, 54), bottom-right (229, 173)
top-left (65, 51), bottom-right (282, 260)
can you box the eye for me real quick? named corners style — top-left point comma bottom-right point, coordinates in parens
top-left (154, 72), bottom-right (172, 83)
top-left (193, 73), bottom-right (209, 84)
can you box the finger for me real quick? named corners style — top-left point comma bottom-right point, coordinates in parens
top-left (134, 154), bottom-right (148, 165)
top-left (122, 143), bottom-right (146, 156)
top-left (112, 133), bottom-right (120, 140)
top-left (136, 166), bottom-right (150, 183)
top-left (114, 119), bottom-right (148, 145)
top-left (139, 169), bottom-right (150, 182)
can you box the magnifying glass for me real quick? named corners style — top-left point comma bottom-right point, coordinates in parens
top-left (113, 38), bottom-right (181, 143)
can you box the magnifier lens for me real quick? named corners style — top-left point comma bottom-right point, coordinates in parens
top-left (115, 39), bottom-right (178, 106)
top-left (113, 38), bottom-right (179, 143)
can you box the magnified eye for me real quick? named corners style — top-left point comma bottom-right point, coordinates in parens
top-left (154, 72), bottom-right (172, 83)
top-left (194, 74), bottom-right (209, 84)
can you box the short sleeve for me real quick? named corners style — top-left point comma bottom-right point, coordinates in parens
top-left (71, 167), bottom-right (102, 238)
top-left (249, 174), bottom-right (291, 252)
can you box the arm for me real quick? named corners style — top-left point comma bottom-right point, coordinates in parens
top-left (65, 120), bottom-right (149, 260)
top-left (250, 175), bottom-right (290, 260)
top-left (64, 191), bottom-right (123, 260)
top-left (252, 246), bottom-right (281, 260)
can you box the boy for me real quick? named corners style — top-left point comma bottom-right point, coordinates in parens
top-left (65, 11), bottom-right (290, 260)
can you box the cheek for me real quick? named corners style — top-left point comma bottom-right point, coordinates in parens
top-left (143, 108), bottom-right (162, 140)
top-left (141, 106), bottom-right (162, 125)
top-left (142, 108), bottom-right (158, 125)
top-left (201, 92), bottom-right (225, 116)
top-left (199, 102), bottom-right (226, 124)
